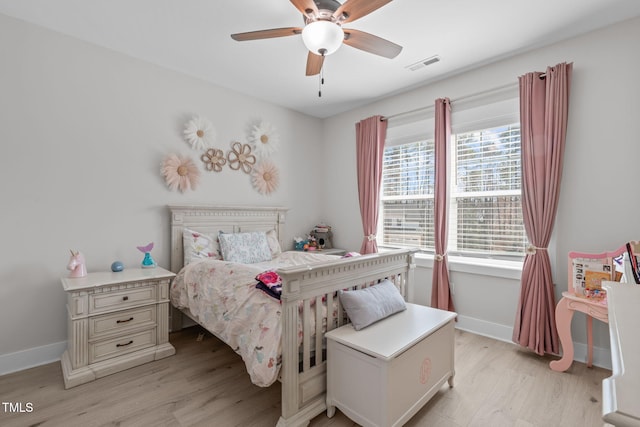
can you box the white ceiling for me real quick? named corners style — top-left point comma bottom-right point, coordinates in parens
top-left (1, 0), bottom-right (639, 118)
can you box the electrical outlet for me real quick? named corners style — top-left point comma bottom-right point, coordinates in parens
top-left (450, 282), bottom-right (455, 295)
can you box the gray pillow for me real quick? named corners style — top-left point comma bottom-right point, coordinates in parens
top-left (338, 279), bottom-right (406, 330)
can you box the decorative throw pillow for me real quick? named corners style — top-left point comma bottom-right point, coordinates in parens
top-left (255, 270), bottom-right (282, 300)
top-left (182, 228), bottom-right (221, 265)
top-left (266, 229), bottom-right (282, 257)
top-left (218, 231), bottom-right (272, 264)
top-left (338, 279), bottom-right (406, 330)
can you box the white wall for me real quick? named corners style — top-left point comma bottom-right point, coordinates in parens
top-left (322, 16), bottom-right (640, 368)
top-left (2, 13), bottom-right (639, 374)
top-left (0, 14), bottom-right (325, 371)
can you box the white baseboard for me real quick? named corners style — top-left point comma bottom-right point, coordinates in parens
top-left (0, 317), bottom-right (613, 376)
top-left (0, 341), bottom-right (66, 376)
top-left (455, 314), bottom-right (612, 370)
top-left (572, 341), bottom-right (611, 371)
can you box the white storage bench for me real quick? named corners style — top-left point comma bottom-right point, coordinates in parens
top-left (325, 303), bottom-right (457, 427)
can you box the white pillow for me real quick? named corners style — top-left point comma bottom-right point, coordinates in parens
top-left (218, 231), bottom-right (272, 264)
top-left (266, 229), bottom-right (282, 257)
top-left (338, 279), bottom-right (406, 330)
top-left (182, 228), bottom-right (221, 265)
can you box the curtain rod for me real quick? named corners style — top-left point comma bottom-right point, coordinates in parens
top-left (380, 81), bottom-right (519, 122)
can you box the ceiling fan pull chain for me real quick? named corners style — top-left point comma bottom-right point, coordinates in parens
top-left (318, 62), bottom-right (325, 98)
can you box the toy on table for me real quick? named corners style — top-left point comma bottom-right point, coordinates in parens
top-left (111, 261), bottom-right (124, 272)
top-left (67, 250), bottom-right (87, 278)
top-left (137, 242), bottom-right (157, 268)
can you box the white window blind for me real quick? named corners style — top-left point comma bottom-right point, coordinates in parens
top-left (450, 124), bottom-right (525, 256)
top-left (380, 97), bottom-right (526, 259)
top-left (381, 140), bottom-right (434, 249)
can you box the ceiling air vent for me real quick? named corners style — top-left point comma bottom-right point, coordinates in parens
top-left (406, 55), bottom-right (440, 71)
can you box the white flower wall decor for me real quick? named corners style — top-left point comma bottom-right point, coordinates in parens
top-left (249, 120), bottom-right (279, 157)
top-left (251, 160), bottom-right (280, 195)
top-left (183, 115), bottom-right (216, 150)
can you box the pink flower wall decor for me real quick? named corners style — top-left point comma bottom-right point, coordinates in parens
top-left (251, 160), bottom-right (279, 195)
top-left (161, 153), bottom-right (200, 192)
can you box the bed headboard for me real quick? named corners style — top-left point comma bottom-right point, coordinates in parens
top-left (168, 205), bottom-right (288, 273)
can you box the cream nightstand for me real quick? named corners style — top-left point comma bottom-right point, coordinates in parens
top-left (60, 267), bottom-right (176, 389)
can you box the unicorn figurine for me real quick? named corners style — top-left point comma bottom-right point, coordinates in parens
top-left (137, 242), bottom-right (157, 268)
top-left (67, 250), bottom-right (87, 278)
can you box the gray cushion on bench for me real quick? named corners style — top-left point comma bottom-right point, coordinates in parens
top-left (338, 279), bottom-right (407, 330)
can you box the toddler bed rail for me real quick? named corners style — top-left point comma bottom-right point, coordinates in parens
top-left (277, 249), bottom-right (415, 426)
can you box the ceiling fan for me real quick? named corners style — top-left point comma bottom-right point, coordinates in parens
top-left (230, 0), bottom-right (402, 77)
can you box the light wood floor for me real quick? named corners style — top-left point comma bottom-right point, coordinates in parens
top-left (0, 327), bottom-right (611, 427)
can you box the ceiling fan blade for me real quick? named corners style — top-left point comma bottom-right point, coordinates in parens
top-left (343, 29), bottom-right (402, 58)
top-left (306, 52), bottom-right (324, 76)
top-left (231, 27), bottom-right (302, 41)
top-left (289, 0), bottom-right (318, 19)
top-left (334, 0), bottom-right (393, 24)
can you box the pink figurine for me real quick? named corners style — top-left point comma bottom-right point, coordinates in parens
top-left (67, 250), bottom-right (87, 278)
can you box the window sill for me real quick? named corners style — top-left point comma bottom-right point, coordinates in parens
top-left (413, 252), bottom-right (523, 280)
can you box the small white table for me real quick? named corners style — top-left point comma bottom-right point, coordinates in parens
top-left (325, 303), bottom-right (456, 427)
top-left (602, 282), bottom-right (640, 426)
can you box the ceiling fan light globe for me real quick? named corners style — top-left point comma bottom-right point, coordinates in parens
top-left (301, 21), bottom-right (344, 56)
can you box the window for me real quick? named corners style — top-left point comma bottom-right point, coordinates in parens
top-left (451, 124), bottom-right (524, 256)
top-left (380, 121), bottom-right (526, 259)
top-left (381, 140), bottom-right (435, 249)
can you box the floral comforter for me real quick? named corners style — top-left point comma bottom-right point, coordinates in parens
top-left (170, 251), bottom-right (338, 387)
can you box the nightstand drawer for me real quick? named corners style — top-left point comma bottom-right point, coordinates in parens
top-left (89, 328), bottom-right (157, 363)
top-left (89, 285), bottom-right (157, 314)
top-left (89, 306), bottom-right (157, 339)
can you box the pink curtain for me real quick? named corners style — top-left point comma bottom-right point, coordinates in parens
top-left (431, 98), bottom-right (455, 312)
top-left (513, 62), bottom-right (572, 355)
top-left (356, 116), bottom-right (387, 254)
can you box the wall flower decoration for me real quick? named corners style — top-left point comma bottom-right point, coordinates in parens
top-left (161, 154), bottom-right (200, 192)
top-left (250, 121), bottom-right (280, 157)
top-left (227, 141), bottom-right (256, 174)
top-left (251, 160), bottom-right (280, 195)
top-left (201, 148), bottom-right (226, 172)
top-left (184, 116), bottom-right (216, 150)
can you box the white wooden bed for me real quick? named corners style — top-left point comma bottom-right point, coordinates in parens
top-left (168, 205), bottom-right (416, 426)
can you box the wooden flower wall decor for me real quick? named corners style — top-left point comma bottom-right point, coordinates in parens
top-left (161, 114), bottom-right (281, 196)
top-left (227, 141), bottom-right (256, 174)
top-left (201, 148), bottom-right (226, 172)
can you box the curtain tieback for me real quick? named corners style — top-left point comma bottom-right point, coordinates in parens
top-left (526, 244), bottom-right (547, 255)
top-left (366, 234), bottom-right (376, 241)
top-left (434, 252), bottom-right (447, 261)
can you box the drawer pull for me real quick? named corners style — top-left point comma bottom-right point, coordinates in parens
top-left (116, 317), bottom-right (134, 324)
top-left (122, 296), bottom-right (129, 301)
top-left (116, 340), bottom-right (134, 347)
